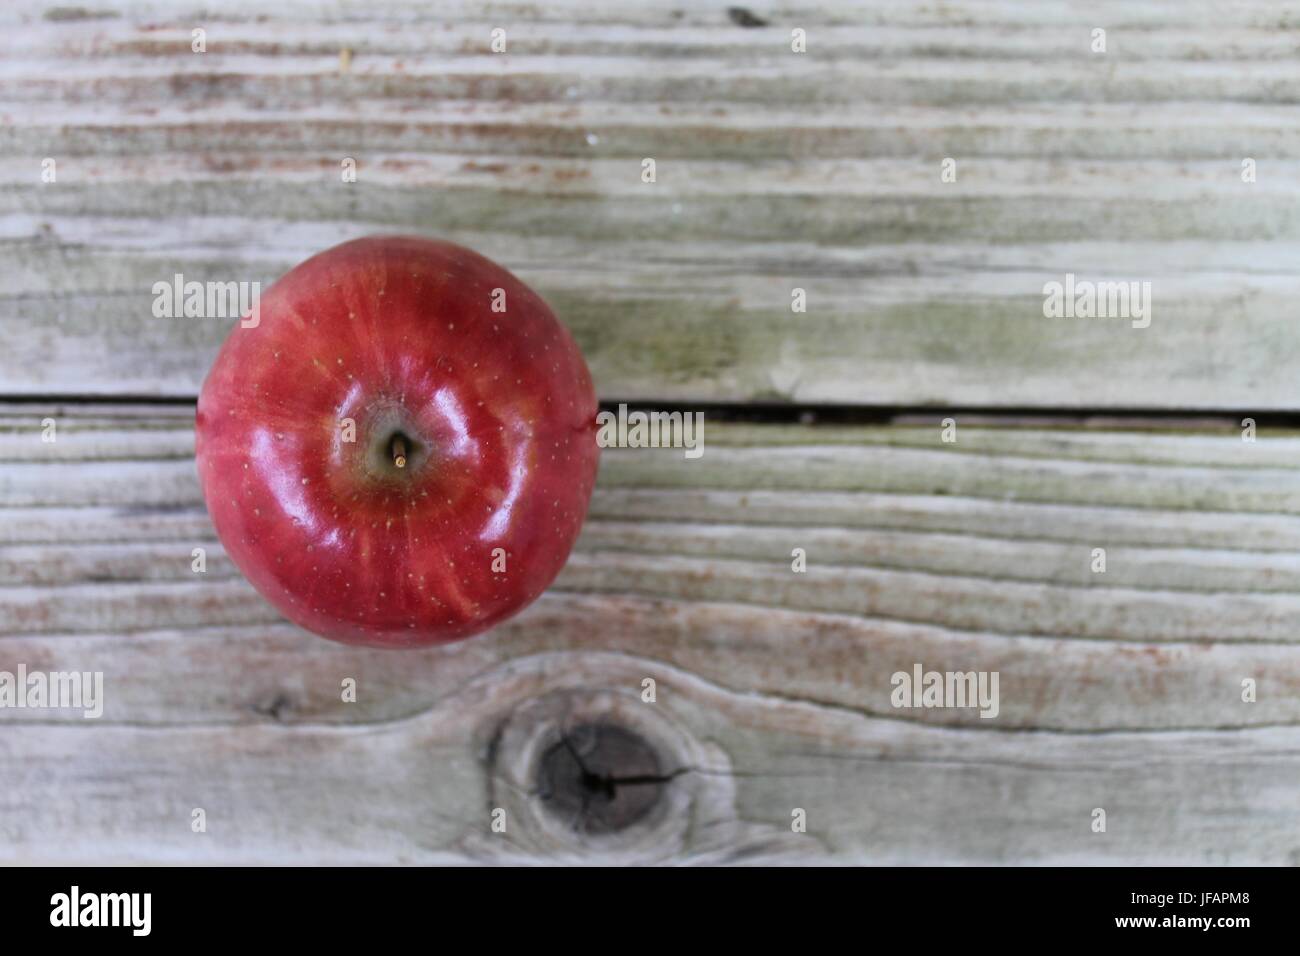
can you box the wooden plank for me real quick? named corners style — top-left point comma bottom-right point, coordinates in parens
top-left (1, 406), bottom-right (1298, 861)
top-left (3, 1), bottom-right (1300, 406)
top-left (4, 652), bottom-right (1299, 864)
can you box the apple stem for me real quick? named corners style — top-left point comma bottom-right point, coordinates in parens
top-left (391, 435), bottom-right (407, 469)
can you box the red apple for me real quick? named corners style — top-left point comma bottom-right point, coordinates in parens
top-left (195, 236), bottom-right (600, 648)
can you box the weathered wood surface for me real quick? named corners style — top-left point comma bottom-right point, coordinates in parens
top-left (3, 0), bottom-right (1299, 865)
top-left (2, 406), bottom-right (1299, 863)
top-left (4, 0), bottom-right (1300, 406)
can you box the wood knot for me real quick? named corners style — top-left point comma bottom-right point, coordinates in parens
top-left (252, 692), bottom-right (295, 722)
top-left (727, 7), bottom-right (769, 28)
top-left (479, 686), bottom-right (707, 858)
top-left (535, 723), bottom-right (672, 835)
top-left (470, 675), bottom-right (809, 862)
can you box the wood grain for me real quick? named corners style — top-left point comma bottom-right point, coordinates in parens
top-left (1, 406), bottom-right (1298, 862)
top-left (3, 1), bottom-right (1300, 406)
top-left (3, 0), bottom-right (1298, 866)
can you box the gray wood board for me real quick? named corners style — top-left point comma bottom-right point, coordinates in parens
top-left (0, 406), bottom-right (1295, 863)
top-left (2, 1), bottom-right (1299, 406)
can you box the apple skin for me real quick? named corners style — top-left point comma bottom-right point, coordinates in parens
top-left (195, 236), bottom-right (600, 648)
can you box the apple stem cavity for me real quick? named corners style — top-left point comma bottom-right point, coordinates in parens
top-left (358, 413), bottom-right (427, 483)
